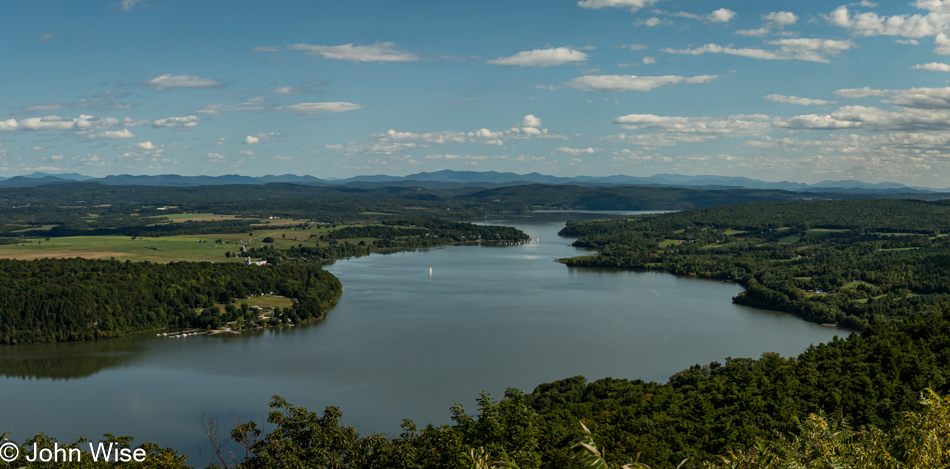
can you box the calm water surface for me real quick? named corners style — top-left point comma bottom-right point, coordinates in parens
top-left (0, 213), bottom-right (843, 462)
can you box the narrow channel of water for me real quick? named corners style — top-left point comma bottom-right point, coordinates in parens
top-left (0, 213), bottom-right (842, 463)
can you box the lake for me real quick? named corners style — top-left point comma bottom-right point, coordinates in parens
top-left (0, 212), bottom-right (843, 464)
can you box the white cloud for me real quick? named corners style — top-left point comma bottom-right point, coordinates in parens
top-left (706, 8), bottom-right (737, 23)
top-left (152, 115), bottom-right (198, 128)
top-left (565, 74), bottom-right (718, 92)
top-left (613, 113), bottom-right (772, 135)
top-left (620, 44), bottom-right (650, 50)
top-left (207, 152), bottom-right (225, 162)
top-left (825, 4), bottom-right (950, 40)
top-left (764, 94), bottom-right (835, 105)
top-left (764, 11), bottom-right (798, 26)
top-left (276, 102), bottom-right (364, 114)
top-left (913, 62), bottom-right (950, 71)
top-left (663, 38), bottom-right (854, 63)
top-left (897, 39), bottom-right (921, 44)
top-left (576, 0), bottom-right (661, 12)
top-left (487, 47), bottom-right (589, 66)
top-left (51, 155), bottom-right (64, 160)
top-left (643, 56), bottom-right (656, 64)
top-left (137, 141), bottom-right (156, 150)
top-left (114, 0), bottom-right (145, 12)
top-left (736, 28), bottom-right (772, 37)
top-left (91, 128), bottom-right (135, 139)
top-left (0, 119), bottom-right (18, 131)
top-left (834, 87), bottom-right (889, 98)
top-left (286, 42), bottom-right (421, 62)
top-left (888, 87), bottom-right (950, 109)
top-left (558, 146), bottom-right (597, 155)
top-left (244, 136), bottom-right (260, 144)
top-left (147, 74), bottom-right (221, 91)
top-left (10, 114), bottom-right (119, 131)
top-left (936, 32), bottom-right (950, 54)
top-left (273, 86), bottom-right (307, 95)
top-left (520, 114), bottom-right (543, 128)
top-left (636, 17), bottom-right (669, 27)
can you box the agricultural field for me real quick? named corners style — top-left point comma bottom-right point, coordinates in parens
top-left (0, 235), bottom-right (247, 263)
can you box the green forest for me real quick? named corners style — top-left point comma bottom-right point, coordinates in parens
top-left (0, 258), bottom-right (341, 344)
top-left (561, 199), bottom-right (950, 330)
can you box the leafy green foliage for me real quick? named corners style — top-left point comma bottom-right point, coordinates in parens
top-left (0, 258), bottom-right (341, 344)
top-left (562, 199), bottom-right (950, 328)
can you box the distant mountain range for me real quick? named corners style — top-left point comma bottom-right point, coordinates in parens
top-left (0, 170), bottom-right (942, 194)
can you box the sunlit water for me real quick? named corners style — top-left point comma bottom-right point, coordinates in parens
top-left (0, 212), bottom-right (842, 464)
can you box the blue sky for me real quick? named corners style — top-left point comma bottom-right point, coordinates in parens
top-left (4, 0), bottom-right (950, 186)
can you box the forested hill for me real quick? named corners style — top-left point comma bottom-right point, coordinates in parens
top-left (561, 199), bottom-right (950, 329)
top-left (0, 259), bottom-right (341, 344)
top-left (0, 182), bottom-right (940, 222)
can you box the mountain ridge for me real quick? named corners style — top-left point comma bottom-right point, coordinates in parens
top-left (0, 170), bottom-right (941, 194)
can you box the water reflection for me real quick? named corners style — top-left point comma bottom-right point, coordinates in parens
top-left (0, 336), bottom-right (145, 380)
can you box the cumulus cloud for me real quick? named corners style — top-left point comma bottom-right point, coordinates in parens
top-left (244, 135), bottom-right (260, 144)
top-left (565, 74), bottom-right (718, 92)
top-left (826, 2), bottom-right (950, 54)
top-left (147, 74), bottom-right (222, 91)
top-left (558, 146), bottom-right (597, 155)
top-left (487, 47), bottom-right (589, 66)
top-left (663, 38), bottom-right (855, 63)
top-left (612, 113), bottom-right (772, 134)
top-left (276, 102), bottom-right (364, 114)
top-left (91, 129), bottom-right (135, 139)
top-left (764, 94), bottom-right (835, 105)
top-left (520, 115), bottom-right (543, 128)
top-left (777, 105), bottom-right (950, 132)
top-left (286, 42), bottom-right (421, 62)
top-left (706, 8), bottom-right (737, 23)
top-left (4, 114), bottom-right (120, 132)
top-left (0, 119), bottom-right (19, 131)
top-left (834, 87), bottom-right (889, 98)
top-left (888, 87), bottom-right (950, 109)
top-left (207, 152), bottom-right (225, 162)
top-left (326, 116), bottom-right (561, 155)
top-left (152, 115), bottom-right (198, 128)
top-left (576, 0), bottom-right (661, 12)
top-left (737, 11), bottom-right (798, 36)
top-left (913, 62), bottom-right (950, 71)
top-left (643, 56), bottom-right (657, 64)
top-left (765, 11), bottom-right (799, 26)
top-left (635, 17), bottom-right (669, 27)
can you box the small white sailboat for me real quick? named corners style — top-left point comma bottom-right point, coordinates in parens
top-left (429, 267), bottom-right (432, 276)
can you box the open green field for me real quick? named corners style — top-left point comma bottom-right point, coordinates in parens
top-left (0, 235), bottom-right (248, 263)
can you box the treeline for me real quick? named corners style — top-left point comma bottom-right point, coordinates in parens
top-left (246, 218), bottom-right (529, 263)
top-left (0, 258), bottom-right (341, 344)
top-left (561, 199), bottom-right (950, 329)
